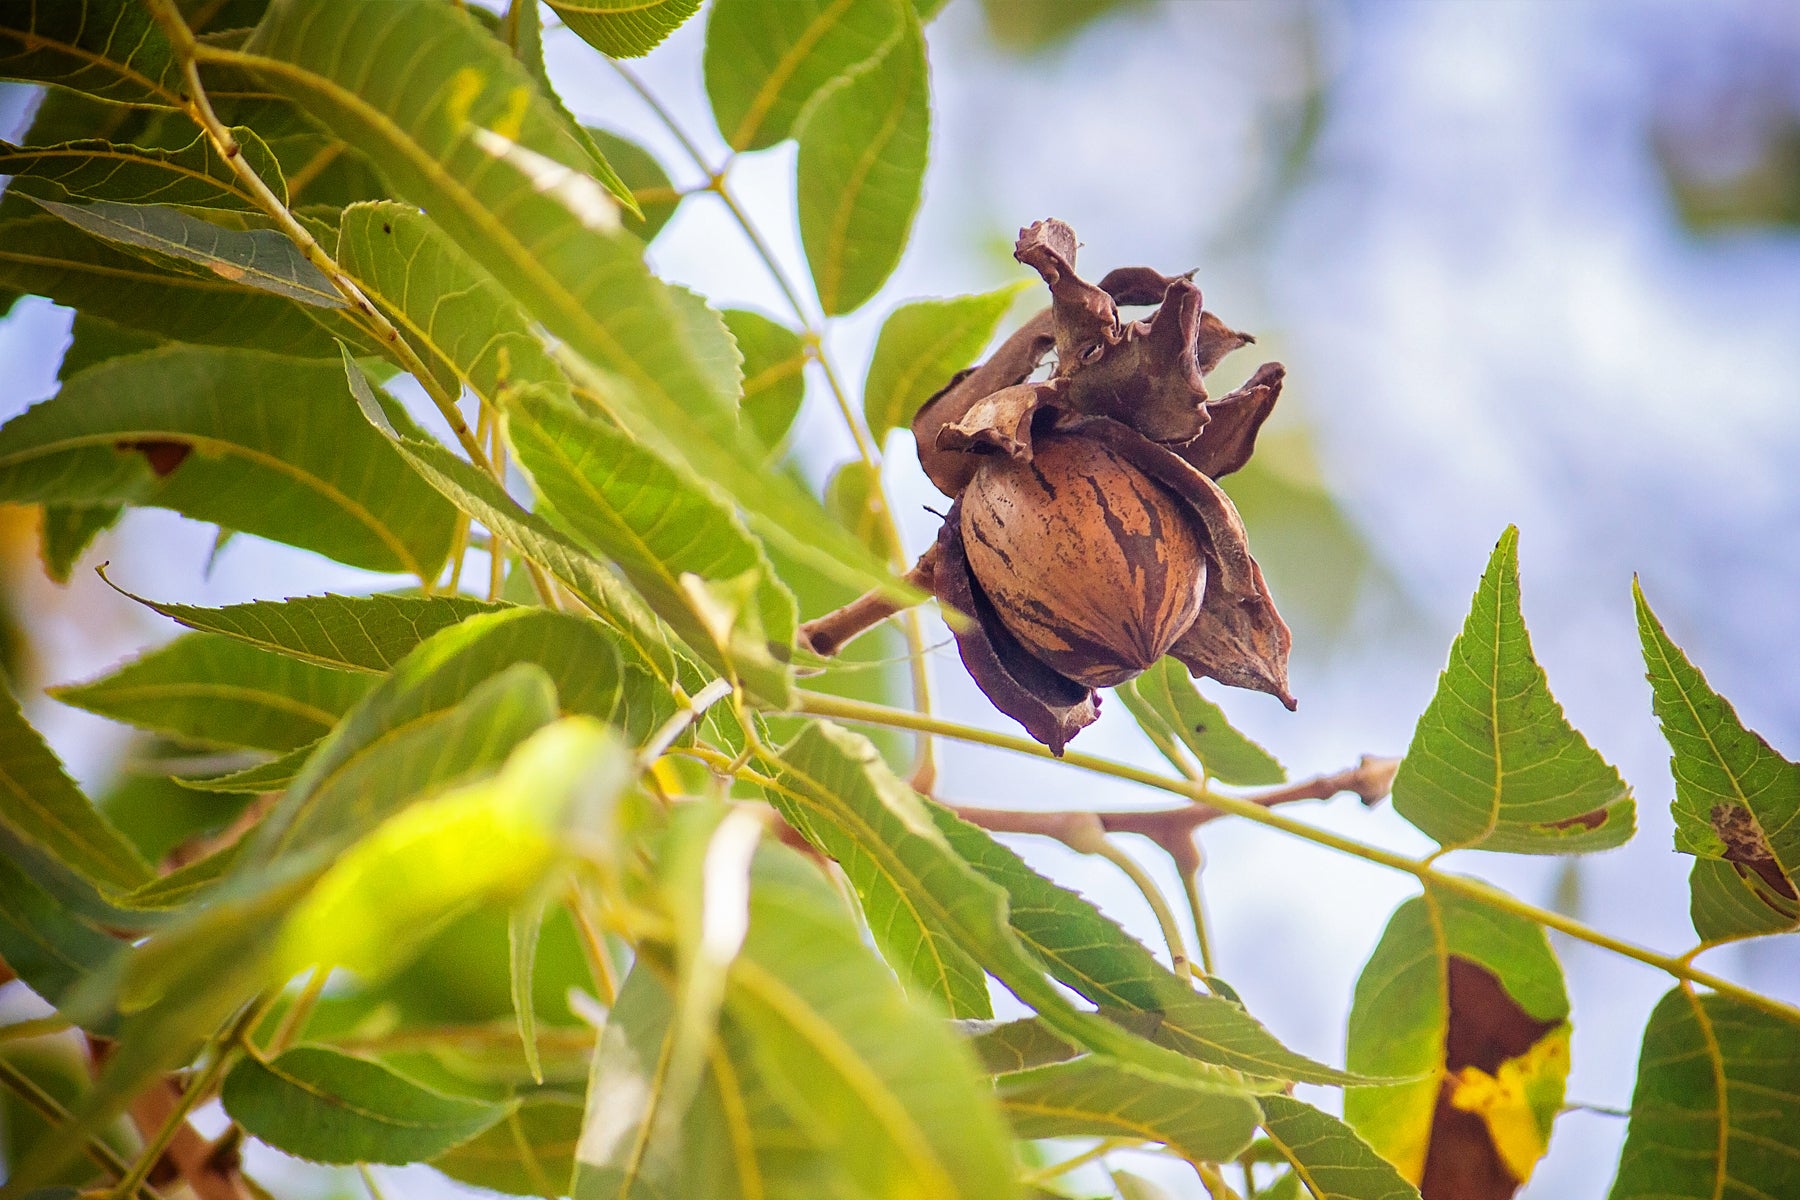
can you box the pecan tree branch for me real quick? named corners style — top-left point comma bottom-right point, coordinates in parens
top-left (125, 1078), bottom-right (253, 1200)
top-left (952, 754), bottom-right (1399, 859)
top-left (798, 543), bottom-right (941, 658)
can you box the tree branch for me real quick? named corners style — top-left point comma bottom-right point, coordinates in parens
top-left (796, 689), bottom-right (1800, 1027)
top-left (799, 544), bottom-right (939, 658)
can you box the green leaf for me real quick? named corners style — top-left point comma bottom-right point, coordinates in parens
top-left (1392, 527), bottom-right (1634, 853)
top-left (1118, 658), bottom-right (1286, 786)
top-left (50, 632), bottom-right (373, 753)
top-left (1344, 887), bottom-right (1571, 1189)
top-left (7, 869), bottom-right (315, 1193)
top-left (26, 196), bottom-right (341, 307)
top-left (0, 214), bottom-right (347, 354)
top-left (508, 892), bottom-right (550, 1086)
top-left (759, 721), bottom-right (995, 1019)
top-left (765, 721), bottom-right (1342, 1086)
top-left (586, 128), bottom-right (682, 242)
top-left (1607, 989), bottom-right (1800, 1200)
top-left (56, 311), bottom-right (163, 381)
top-left (1114, 1170), bottom-right (1178, 1200)
top-left (435, 1094), bottom-right (581, 1197)
top-left (0, 851), bottom-right (120, 1014)
top-left (96, 752), bottom-right (252, 865)
top-left (996, 1054), bottom-right (1260, 1163)
top-left (795, 5), bottom-right (929, 315)
top-left (960, 1017), bottom-right (1083, 1074)
top-left (0, 683), bottom-right (150, 893)
top-left (0, 0), bottom-right (182, 106)
top-left (274, 717), bottom-right (632, 981)
top-left (1256, 1095), bottom-right (1420, 1200)
top-left (703, 0), bottom-right (904, 152)
top-left (1688, 856), bottom-right (1797, 943)
top-left (928, 803), bottom-right (1359, 1084)
top-left (222, 1045), bottom-right (512, 1165)
top-left (236, 0), bottom-right (889, 589)
top-left (238, 0), bottom-right (725, 413)
top-left (37, 503), bottom-right (120, 584)
top-left (548, 0), bottom-right (703, 58)
top-left (723, 308), bottom-right (807, 455)
top-left (335, 200), bottom-right (572, 409)
top-left (575, 961), bottom-right (825, 1200)
top-left (506, 390), bottom-right (795, 706)
top-left (825, 459), bottom-right (901, 563)
top-left (343, 364), bottom-right (679, 697)
top-left (248, 608), bottom-right (627, 862)
top-left (1634, 579), bottom-right (1800, 941)
top-left (175, 742), bottom-right (314, 795)
top-left (0, 346), bottom-right (460, 577)
top-left (120, 839), bottom-right (244, 910)
top-left (0, 128), bottom-right (285, 211)
top-left (862, 282), bottom-right (1027, 441)
top-left (574, 961), bottom-right (688, 1198)
top-left (112, 588), bottom-right (504, 674)
top-left (721, 846), bottom-right (1019, 1200)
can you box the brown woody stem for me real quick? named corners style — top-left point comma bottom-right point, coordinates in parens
top-left (798, 545), bottom-right (940, 658)
top-left (125, 1079), bottom-right (253, 1200)
top-left (952, 754), bottom-right (1398, 860)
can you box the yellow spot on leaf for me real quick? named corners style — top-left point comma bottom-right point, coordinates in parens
top-left (446, 66), bottom-right (486, 131)
top-left (208, 261), bottom-right (246, 282)
top-left (493, 86), bottom-right (531, 142)
top-left (1448, 1024), bottom-right (1571, 1183)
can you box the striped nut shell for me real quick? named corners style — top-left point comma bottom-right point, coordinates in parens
top-left (959, 431), bottom-right (1207, 688)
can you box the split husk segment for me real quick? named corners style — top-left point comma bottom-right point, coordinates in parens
top-left (800, 218), bottom-right (1293, 753)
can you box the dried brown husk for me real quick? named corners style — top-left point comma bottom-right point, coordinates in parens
top-left (902, 218), bottom-right (1295, 750)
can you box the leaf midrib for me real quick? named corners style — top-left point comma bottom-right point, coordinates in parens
top-left (727, 952), bottom-right (953, 1195)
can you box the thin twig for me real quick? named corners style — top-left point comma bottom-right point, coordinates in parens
top-left (125, 1078), bottom-right (253, 1200)
top-left (1022, 1137), bottom-right (1137, 1186)
top-left (0, 1056), bottom-right (161, 1197)
top-left (1091, 837), bottom-right (1191, 978)
top-left (1181, 868), bottom-right (1217, 979)
top-left (488, 414), bottom-right (508, 602)
top-left (108, 1001), bottom-right (258, 1200)
top-left (267, 966), bottom-right (330, 1055)
top-left (569, 886), bottom-right (620, 1006)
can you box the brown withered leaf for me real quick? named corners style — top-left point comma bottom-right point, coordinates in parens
top-left (1058, 276), bottom-right (1212, 443)
top-left (1169, 558), bottom-right (1294, 710)
top-left (913, 310), bottom-right (1056, 497)
top-left (1096, 265), bottom-right (1188, 307)
top-left (1419, 958), bottom-right (1563, 1200)
top-left (936, 381), bottom-right (1058, 463)
top-left (1176, 362), bottom-right (1284, 480)
top-left (1014, 218), bottom-right (1120, 369)
top-left (1193, 310), bottom-right (1255, 375)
